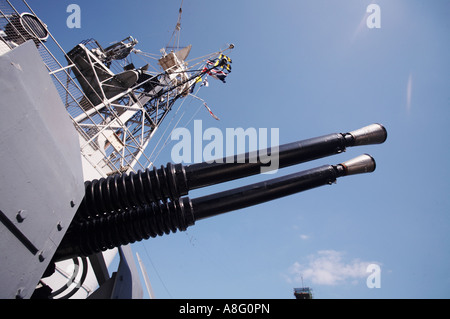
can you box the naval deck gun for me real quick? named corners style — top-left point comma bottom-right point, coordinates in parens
top-left (54, 124), bottom-right (387, 261)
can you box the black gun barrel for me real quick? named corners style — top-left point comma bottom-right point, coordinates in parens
top-left (185, 123), bottom-right (385, 190)
top-left (54, 154), bottom-right (376, 261)
top-left (77, 124), bottom-right (386, 219)
top-left (192, 154), bottom-right (375, 221)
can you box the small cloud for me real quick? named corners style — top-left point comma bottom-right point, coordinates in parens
top-left (287, 250), bottom-right (379, 286)
top-left (299, 234), bottom-right (310, 240)
top-left (406, 72), bottom-right (413, 112)
top-left (352, 12), bottom-right (370, 42)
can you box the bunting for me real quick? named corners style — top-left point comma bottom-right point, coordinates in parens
top-left (204, 53), bottom-right (232, 83)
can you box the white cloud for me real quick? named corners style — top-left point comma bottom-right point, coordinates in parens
top-left (406, 72), bottom-right (413, 112)
top-left (288, 250), bottom-right (377, 286)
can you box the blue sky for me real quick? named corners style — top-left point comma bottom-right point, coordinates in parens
top-left (32, 0), bottom-right (449, 298)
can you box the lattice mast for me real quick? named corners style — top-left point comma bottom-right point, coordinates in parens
top-left (1, 0), bottom-right (233, 181)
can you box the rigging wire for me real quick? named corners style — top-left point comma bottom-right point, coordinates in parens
top-left (146, 85), bottom-right (205, 166)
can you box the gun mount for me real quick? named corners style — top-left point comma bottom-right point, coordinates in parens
top-left (54, 124), bottom-right (387, 261)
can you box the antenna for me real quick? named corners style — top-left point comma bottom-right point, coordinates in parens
top-left (136, 252), bottom-right (155, 299)
top-left (166, 0), bottom-right (184, 51)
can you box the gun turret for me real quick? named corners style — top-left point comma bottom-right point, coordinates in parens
top-left (54, 124), bottom-right (386, 261)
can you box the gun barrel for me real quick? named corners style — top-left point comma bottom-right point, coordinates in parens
top-left (54, 154), bottom-right (376, 261)
top-left (185, 124), bottom-right (385, 190)
top-left (192, 154), bottom-right (376, 220)
top-left (77, 124), bottom-right (386, 219)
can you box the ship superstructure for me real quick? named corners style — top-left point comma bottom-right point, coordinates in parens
top-left (0, 0), bottom-right (233, 298)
